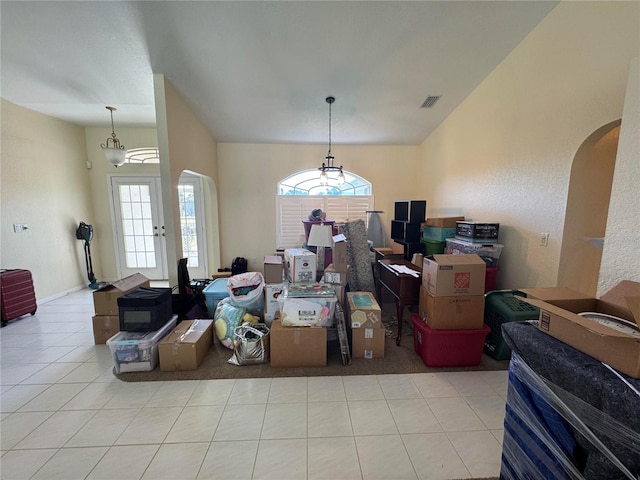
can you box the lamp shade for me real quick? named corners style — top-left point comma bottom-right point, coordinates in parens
top-left (103, 147), bottom-right (127, 167)
top-left (307, 224), bottom-right (333, 248)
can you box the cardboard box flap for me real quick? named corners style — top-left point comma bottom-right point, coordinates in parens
top-left (430, 254), bottom-right (486, 267)
top-left (96, 273), bottom-right (149, 293)
top-left (524, 298), bottom-right (640, 339)
top-left (167, 319), bottom-right (214, 344)
top-left (625, 296), bottom-right (640, 329)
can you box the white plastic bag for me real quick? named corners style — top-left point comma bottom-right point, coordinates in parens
top-left (227, 272), bottom-right (265, 314)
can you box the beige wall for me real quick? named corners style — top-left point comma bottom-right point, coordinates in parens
top-left (216, 143), bottom-right (421, 270)
top-left (599, 57), bottom-right (640, 294)
top-left (417, 1), bottom-right (639, 290)
top-left (0, 99), bottom-right (93, 299)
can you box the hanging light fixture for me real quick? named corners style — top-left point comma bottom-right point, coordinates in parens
top-left (318, 96), bottom-right (345, 186)
top-left (101, 106), bottom-right (126, 167)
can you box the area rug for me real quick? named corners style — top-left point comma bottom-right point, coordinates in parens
top-left (115, 303), bottom-right (509, 382)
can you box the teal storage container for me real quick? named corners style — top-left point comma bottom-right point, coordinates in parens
top-left (203, 277), bottom-right (230, 315)
top-left (422, 226), bottom-right (456, 242)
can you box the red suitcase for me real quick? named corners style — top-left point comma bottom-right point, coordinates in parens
top-left (1, 269), bottom-right (37, 326)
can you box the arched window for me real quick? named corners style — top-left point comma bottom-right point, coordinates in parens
top-left (276, 169), bottom-right (374, 248)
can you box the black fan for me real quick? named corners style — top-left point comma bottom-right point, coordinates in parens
top-left (76, 222), bottom-right (100, 289)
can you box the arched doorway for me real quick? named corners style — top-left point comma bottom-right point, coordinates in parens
top-left (558, 120), bottom-right (621, 295)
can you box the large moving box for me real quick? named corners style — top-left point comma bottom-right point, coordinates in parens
top-left (418, 286), bottom-right (484, 330)
top-left (523, 281), bottom-right (640, 378)
top-left (422, 254), bottom-right (485, 296)
top-left (159, 319), bottom-right (214, 371)
top-left (284, 248), bottom-right (317, 283)
top-left (92, 315), bottom-right (120, 344)
top-left (93, 273), bottom-right (149, 316)
top-left (269, 320), bottom-right (326, 367)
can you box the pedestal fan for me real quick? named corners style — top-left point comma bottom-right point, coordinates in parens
top-left (75, 221), bottom-right (101, 289)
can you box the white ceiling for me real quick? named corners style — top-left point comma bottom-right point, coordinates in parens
top-left (1, 1), bottom-right (558, 145)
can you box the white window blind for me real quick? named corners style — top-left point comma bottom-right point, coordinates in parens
top-left (276, 195), bottom-right (374, 249)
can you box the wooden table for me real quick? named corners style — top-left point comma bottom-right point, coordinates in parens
top-left (376, 259), bottom-right (422, 346)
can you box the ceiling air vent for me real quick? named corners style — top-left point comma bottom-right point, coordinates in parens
top-left (420, 95), bottom-right (441, 108)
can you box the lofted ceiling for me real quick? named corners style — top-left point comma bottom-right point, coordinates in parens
top-left (0, 1), bottom-right (558, 146)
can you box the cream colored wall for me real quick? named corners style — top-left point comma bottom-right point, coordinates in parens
top-left (598, 57), bottom-right (640, 294)
top-left (0, 99), bottom-right (93, 299)
top-left (84, 127), bottom-right (159, 282)
top-left (154, 75), bottom-right (220, 285)
top-left (417, 2), bottom-right (639, 290)
top-left (216, 143), bottom-right (421, 270)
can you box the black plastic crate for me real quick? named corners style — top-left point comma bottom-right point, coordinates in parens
top-left (484, 290), bottom-right (539, 360)
top-left (394, 200), bottom-right (426, 223)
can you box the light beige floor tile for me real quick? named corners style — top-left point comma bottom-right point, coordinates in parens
top-left (227, 378), bottom-right (272, 404)
top-left (464, 395), bottom-right (506, 429)
top-left (409, 373), bottom-right (459, 398)
top-left (479, 370), bottom-right (509, 396)
top-left (115, 406), bottom-right (182, 445)
top-left (388, 398), bottom-right (442, 434)
top-left (0, 384), bottom-right (49, 412)
top-left (58, 362), bottom-right (113, 383)
top-left (213, 403), bottom-right (266, 441)
top-left (307, 376), bottom-right (346, 402)
top-left (20, 361), bottom-right (82, 384)
top-left (0, 448), bottom-right (57, 479)
top-left (447, 430), bottom-right (502, 478)
top-left (60, 382), bottom-right (123, 410)
top-left (491, 428), bottom-right (504, 445)
top-left (1, 364), bottom-right (48, 386)
top-left (30, 446), bottom-right (108, 480)
top-left (165, 405), bottom-right (224, 443)
top-left (349, 399), bottom-right (398, 436)
top-left (268, 377), bottom-right (308, 403)
top-left (426, 397), bottom-right (486, 432)
top-left (0, 411), bottom-right (52, 450)
top-left (261, 402), bottom-right (307, 439)
top-left (403, 433), bottom-right (471, 480)
top-left (141, 442), bottom-right (210, 480)
top-left (440, 371), bottom-right (496, 396)
top-left (146, 380), bottom-right (199, 407)
top-left (308, 436), bottom-right (361, 480)
top-left (308, 401), bottom-right (353, 437)
top-left (86, 444), bottom-right (160, 480)
top-left (187, 379), bottom-right (235, 406)
top-left (356, 434), bottom-right (418, 480)
top-left (343, 375), bottom-right (384, 401)
top-left (15, 409), bottom-right (96, 449)
top-left (56, 345), bottom-right (102, 363)
top-left (103, 382), bottom-right (161, 409)
top-left (18, 382), bottom-right (87, 412)
top-left (253, 438), bottom-right (307, 480)
top-left (23, 346), bottom-right (77, 364)
top-left (66, 408), bottom-right (139, 446)
top-left (197, 440), bottom-right (258, 480)
top-left (377, 374), bottom-right (422, 399)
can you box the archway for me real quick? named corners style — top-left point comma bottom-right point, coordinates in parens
top-left (557, 120), bottom-right (621, 295)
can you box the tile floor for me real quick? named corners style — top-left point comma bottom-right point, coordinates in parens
top-left (0, 288), bottom-right (507, 480)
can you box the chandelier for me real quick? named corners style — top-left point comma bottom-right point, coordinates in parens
top-left (318, 96), bottom-right (344, 186)
top-left (101, 106), bottom-right (126, 167)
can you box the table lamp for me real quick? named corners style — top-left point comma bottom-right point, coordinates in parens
top-left (307, 224), bottom-right (334, 281)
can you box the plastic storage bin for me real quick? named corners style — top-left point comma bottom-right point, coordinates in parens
top-left (445, 238), bottom-right (504, 267)
top-left (421, 239), bottom-right (446, 255)
top-left (412, 314), bottom-right (490, 367)
top-left (485, 267), bottom-right (499, 292)
top-left (203, 277), bottom-right (230, 315)
top-left (107, 315), bottom-right (177, 373)
top-left (483, 290), bottom-right (540, 360)
top-left (422, 226), bottom-right (456, 242)
top-left (277, 283), bottom-right (337, 327)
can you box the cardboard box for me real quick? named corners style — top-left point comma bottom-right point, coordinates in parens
top-left (284, 248), bottom-right (317, 283)
top-left (520, 287), bottom-right (593, 310)
top-left (455, 221), bottom-right (499, 243)
top-left (93, 273), bottom-right (149, 316)
top-left (158, 319), bottom-right (214, 371)
top-left (422, 254), bottom-right (486, 296)
top-left (332, 234), bottom-right (348, 270)
top-left (323, 264), bottom-right (349, 305)
top-left (269, 320), bottom-right (327, 367)
top-left (351, 326), bottom-right (385, 359)
top-left (418, 286), bottom-right (484, 330)
top-left (264, 283), bottom-right (286, 323)
top-left (425, 216), bottom-right (465, 228)
top-left (346, 292), bottom-right (382, 329)
top-left (264, 256), bottom-right (284, 284)
top-left (523, 281), bottom-right (640, 379)
top-left (92, 315), bottom-right (120, 344)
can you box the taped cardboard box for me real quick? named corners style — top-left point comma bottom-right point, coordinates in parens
top-left (264, 256), bottom-right (284, 284)
top-left (523, 281), bottom-right (640, 379)
top-left (425, 216), bottom-right (465, 228)
top-left (418, 285), bottom-right (484, 330)
top-left (422, 254), bottom-right (485, 296)
top-left (93, 273), bottom-right (149, 316)
top-left (158, 319), bottom-right (214, 371)
top-left (332, 234), bottom-right (348, 271)
top-left (269, 320), bottom-right (326, 367)
top-left (92, 315), bottom-right (120, 344)
top-left (264, 283), bottom-right (286, 323)
top-left (346, 292), bottom-right (382, 329)
top-left (351, 326), bottom-right (385, 359)
top-left (284, 248), bottom-right (317, 283)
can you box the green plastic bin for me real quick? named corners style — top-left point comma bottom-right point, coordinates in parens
top-left (421, 239), bottom-right (446, 255)
top-left (483, 290), bottom-right (540, 360)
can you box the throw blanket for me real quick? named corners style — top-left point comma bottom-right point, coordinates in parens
top-left (340, 219), bottom-right (375, 293)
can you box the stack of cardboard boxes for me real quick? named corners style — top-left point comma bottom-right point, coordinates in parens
top-left (346, 291), bottom-right (384, 359)
top-left (414, 253), bottom-right (490, 366)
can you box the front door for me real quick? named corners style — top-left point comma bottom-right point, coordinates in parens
top-left (110, 175), bottom-right (167, 280)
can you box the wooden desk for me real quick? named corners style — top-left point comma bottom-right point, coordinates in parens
top-left (377, 259), bottom-right (422, 346)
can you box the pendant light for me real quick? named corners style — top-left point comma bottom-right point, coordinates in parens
top-left (101, 106), bottom-right (126, 167)
top-left (318, 96), bottom-right (344, 186)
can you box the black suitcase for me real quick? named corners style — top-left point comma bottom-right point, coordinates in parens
top-left (1, 269), bottom-right (37, 326)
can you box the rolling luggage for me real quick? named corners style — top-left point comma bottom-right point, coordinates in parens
top-left (1, 269), bottom-right (37, 326)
